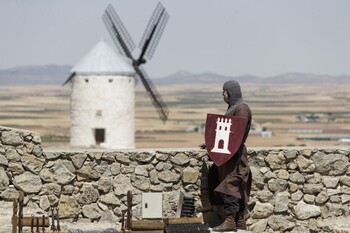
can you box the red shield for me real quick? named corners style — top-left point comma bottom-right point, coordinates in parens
top-left (205, 113), bottom-right (247, 166)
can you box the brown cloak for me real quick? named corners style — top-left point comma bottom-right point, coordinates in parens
top-left (208, 103), bottom-right (252, 205)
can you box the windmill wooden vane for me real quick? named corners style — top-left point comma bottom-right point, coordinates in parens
top-left (102, 2), bottom-right (170, 122)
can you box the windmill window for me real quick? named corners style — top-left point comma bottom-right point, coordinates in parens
top-left (94, 128), bottom-right (105, 144)
top-left (109, 79), bottom-right (113, 83)
top-left (96, 110), bottom-right (102, 117)
top-left (85, 78), bottom-right (89, 83)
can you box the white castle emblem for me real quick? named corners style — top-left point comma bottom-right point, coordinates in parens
top-left (211, 117), bottom-right (232, 154)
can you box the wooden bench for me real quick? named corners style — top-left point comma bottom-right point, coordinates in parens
top-left (12, 192), bottom-right (50, 233)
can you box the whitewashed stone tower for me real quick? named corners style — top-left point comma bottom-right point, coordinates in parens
top-left (66, 38), bottom-right (135, 149)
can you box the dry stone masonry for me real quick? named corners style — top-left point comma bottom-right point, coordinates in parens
top-left (1, 126), bottom-right (350, 232)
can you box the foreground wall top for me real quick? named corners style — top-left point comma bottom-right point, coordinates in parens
top-left (1, 126), bottom-right (350, 233)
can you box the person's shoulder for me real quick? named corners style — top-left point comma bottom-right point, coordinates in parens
top-left (237, 103), bottom-right (251, 110)
top-left (236, 103), bottom-right (252, 116)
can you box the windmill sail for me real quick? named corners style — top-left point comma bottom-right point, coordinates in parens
top-left (138, 2), bottom-right (169, 62)
top-left (102, 2), bottom-right (169, 123)
top-left (102, 4), bottom-right (135, 59)
top-left (135, 66), bottom-right (168, 122)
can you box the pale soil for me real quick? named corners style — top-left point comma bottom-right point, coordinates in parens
top-left (0, 83), bottom-right (349, 149)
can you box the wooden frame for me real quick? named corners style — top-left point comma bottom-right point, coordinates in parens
top-left (12, 192), bottom-right (49, 233)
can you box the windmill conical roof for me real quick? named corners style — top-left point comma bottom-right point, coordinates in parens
top-left (71, 38), bottom-right (135, 76)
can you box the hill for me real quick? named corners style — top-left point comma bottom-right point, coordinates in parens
top-left (153, 71), bottom-right (259, 84)
top-left (0, 64), bottom-right (349, 85)
top-left (266, 73), bottom-right (350, 84)
top-left (155, 71), bottom-right (350, 85)
top-left (0, 64), bottom-right (72, 85)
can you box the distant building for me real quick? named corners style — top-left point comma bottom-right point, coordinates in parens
top-left (261, 130), bottom-right (272, 138)
top-left (339, 138), bottom-right (350, 145)
top-left (288, 129), bottom-right (323, 133)
top-left (296, 113), bottom-right (321, 123)
top-left (250, 122), bottom-right (272, 138)
top-left (296, 112), bottom-right (337, 123)
top-left (297, 135), bottom-right (350, 141)
top-left (65, 39), bottom-right (135, 149)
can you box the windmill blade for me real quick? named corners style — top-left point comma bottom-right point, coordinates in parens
top-left (135, 66), bottom-right (168, 122)
top-left (102, 4), bottom-right (135, 59)
top-left (62, 72), bottom-right (75, 86)
top-left (138, 2), bottom-right (169, 62)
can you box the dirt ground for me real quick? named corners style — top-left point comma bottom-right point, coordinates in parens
top-left (0, 83), bottom-right (349, 149)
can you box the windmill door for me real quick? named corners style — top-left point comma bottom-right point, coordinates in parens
top-left (94, 128), bottom-right (105, 144)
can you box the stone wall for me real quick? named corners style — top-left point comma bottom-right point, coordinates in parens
top-left (1, 126), bottom-right (350, 232)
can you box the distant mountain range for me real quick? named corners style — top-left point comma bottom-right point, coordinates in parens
top-left (0, 64), bottom-right (349, 85)
top-left (0, 64), bottom-right (72, 85)
top-left (155, 71), bottom-right (350, 85)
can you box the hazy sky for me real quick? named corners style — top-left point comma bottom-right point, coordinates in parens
top-left (0, 0), bottom-right (349, 78)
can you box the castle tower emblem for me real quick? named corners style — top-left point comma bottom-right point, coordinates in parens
top-left (211, 117), bottom-right (232, 154)
top-left (205, 113), bottom-right (247, 166)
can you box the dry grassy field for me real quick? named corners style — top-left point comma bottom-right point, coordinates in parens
top-left (0, 82), bottom-right (349, 149)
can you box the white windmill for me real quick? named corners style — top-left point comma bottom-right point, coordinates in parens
top-left (64, 2), bottom-right (169, 149)
top-left (64, 38), bottom-right (136, 149)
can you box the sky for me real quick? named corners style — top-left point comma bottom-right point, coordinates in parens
top-left (0, 0), bottom-right (349, 78)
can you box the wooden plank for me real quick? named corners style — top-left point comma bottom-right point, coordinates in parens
top-left (131, 231), bottom-right (163, 233)
top-left (18, 192), bottom-right (23, 233)
top-left (12, 199), bottom-right (18, 233)
top-left (20, 216), bottom-right (50, 227)
top-left (164, 217), bottom-right (203, 225)
top-left (131, 220), bottom-right (164, 230)
top-left (45, 232), bottom-right (70, 233)
top-left (127, 190), bottom-right (132, 230)
top-left (12, 215), bottom-right (17, 233)
top-left (165, 223), bottom-right (210, 233)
